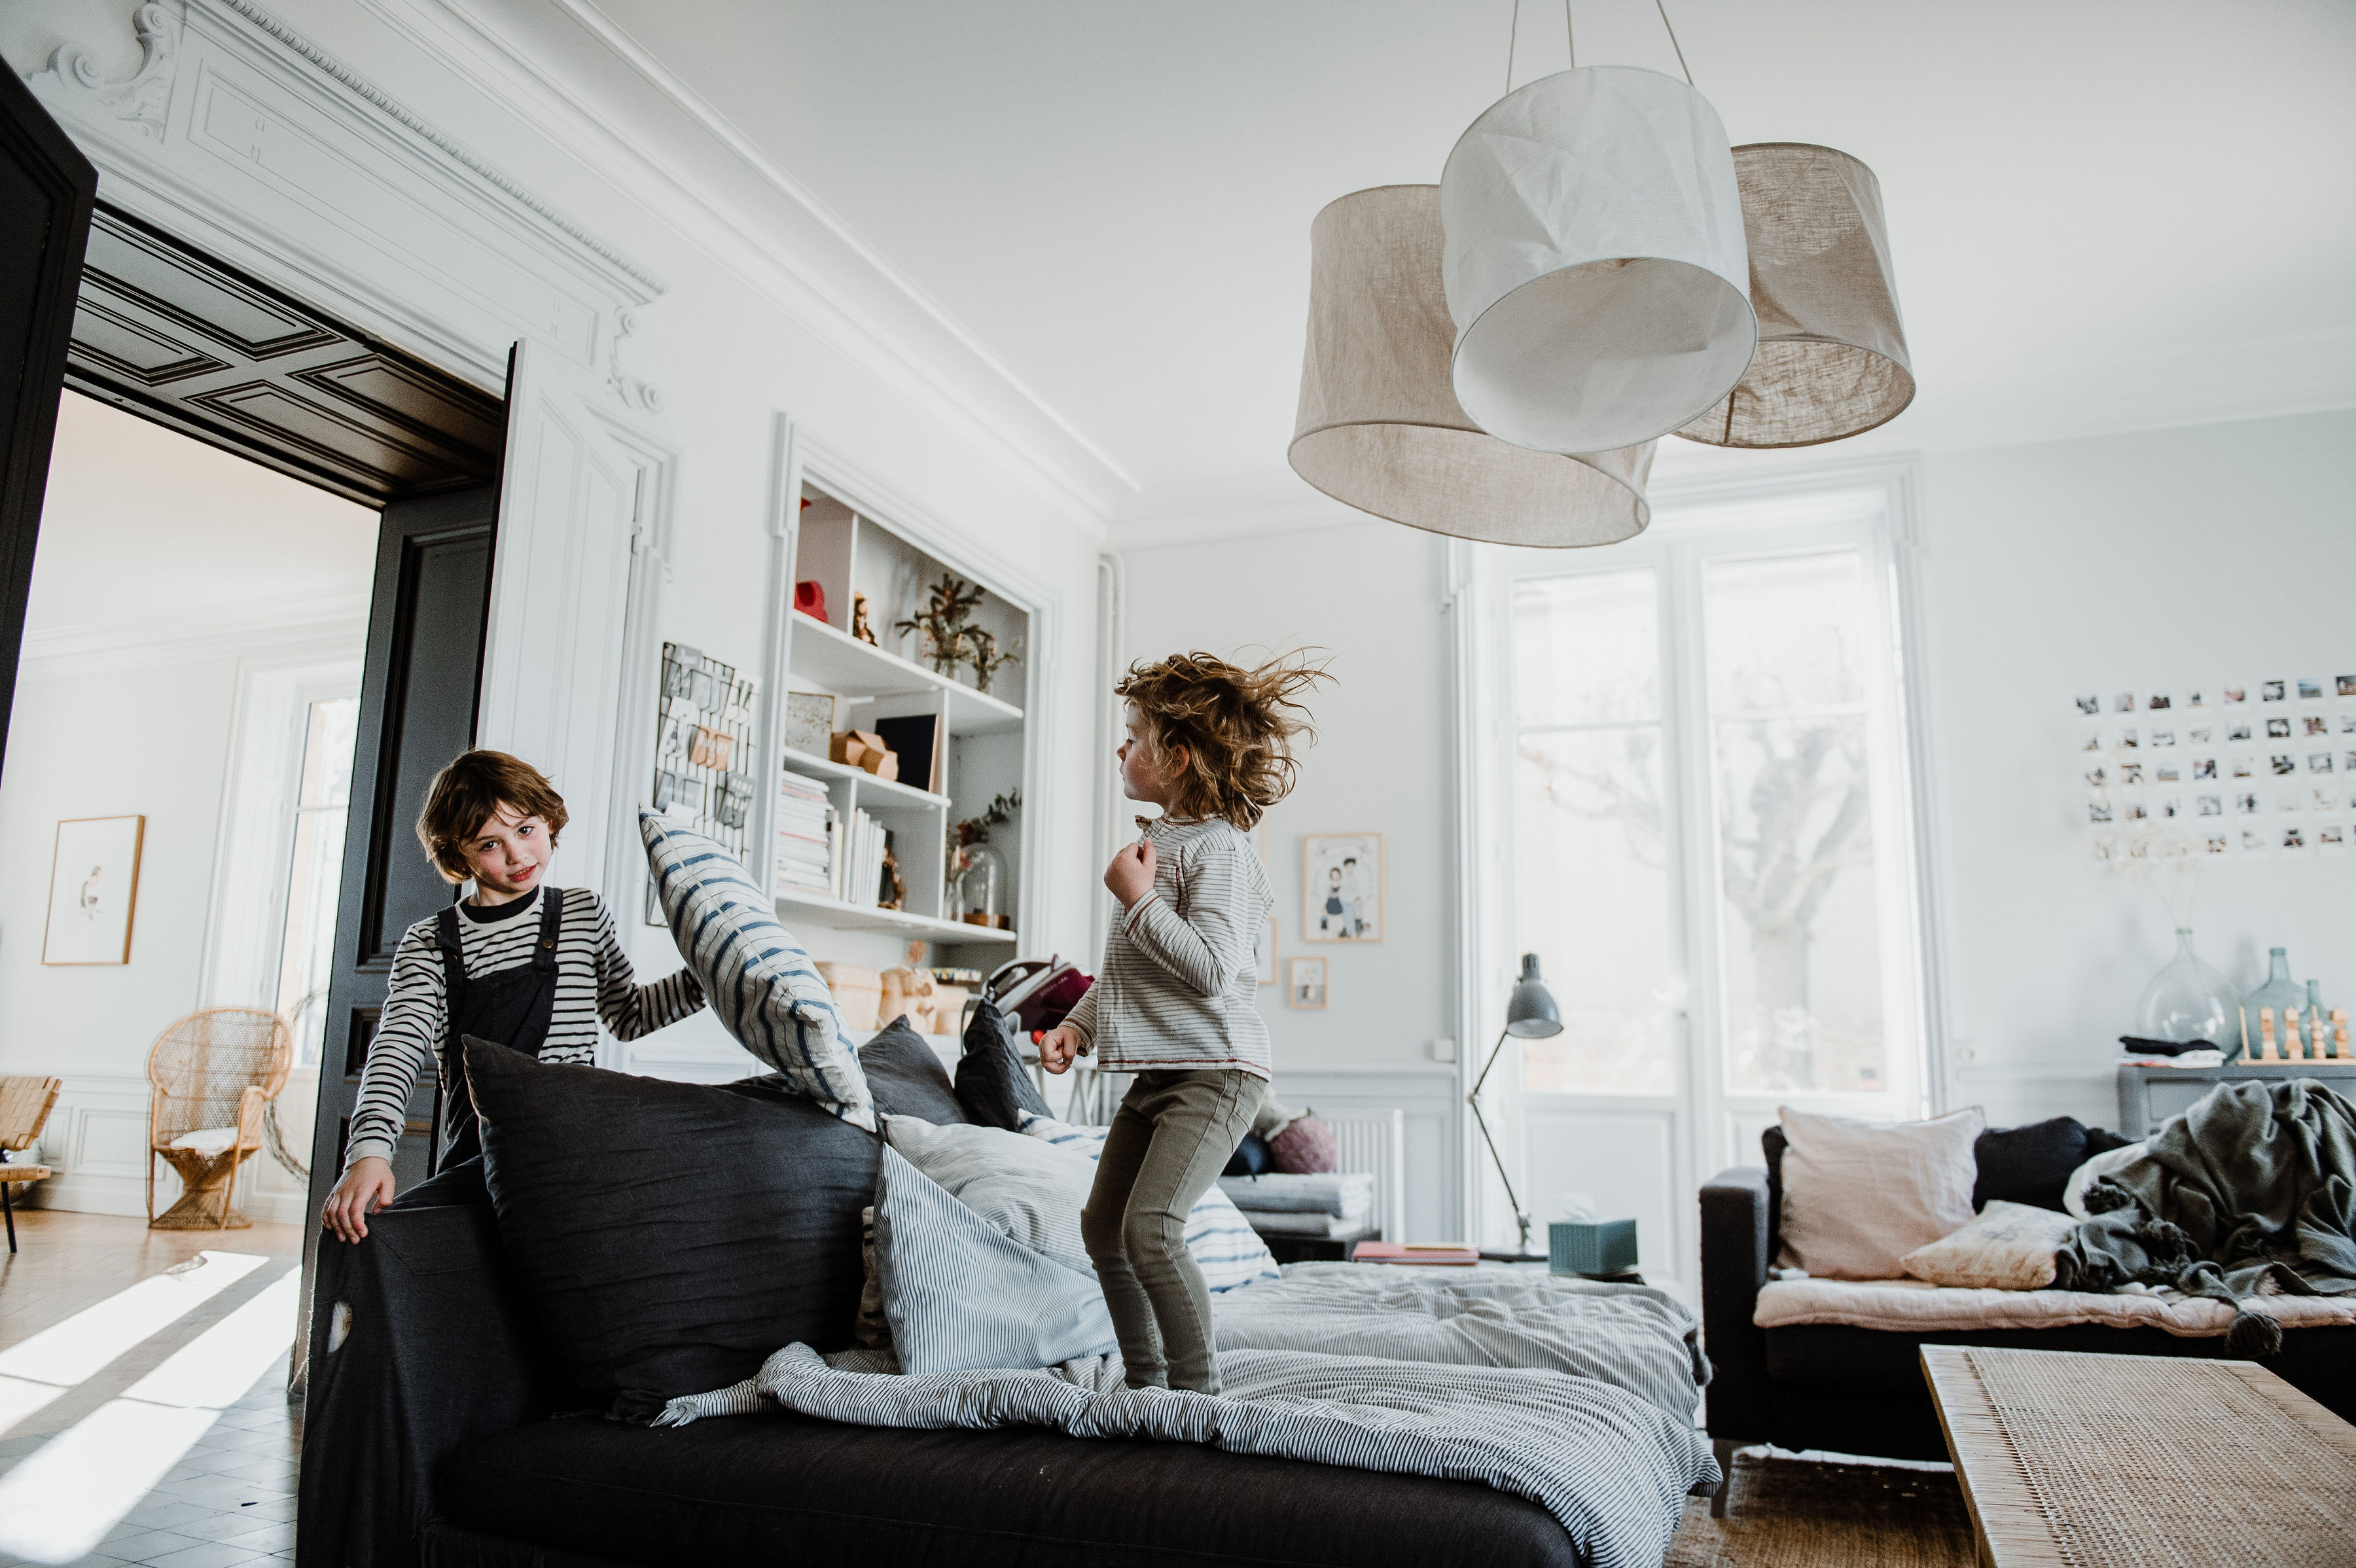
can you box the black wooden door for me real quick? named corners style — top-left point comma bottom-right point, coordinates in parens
top-left (293, 484), bottom-right (497, 1383)
top-left (0, 67), bottom-right (97, 776)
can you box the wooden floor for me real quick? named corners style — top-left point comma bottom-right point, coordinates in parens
top-left (0, 1209), bottom-right (304, 1567)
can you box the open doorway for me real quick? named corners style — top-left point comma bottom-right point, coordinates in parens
top-left (0, 389), bottom-right (376, 1228)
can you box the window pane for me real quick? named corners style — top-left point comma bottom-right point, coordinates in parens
top-left (1514, 728), bottom-right (1676, 1094)
top-left (298, 697), bottom-right (359, 808)
top-left (1512, 569), bottom-right (1660, 728)
top-left (278, 698), bottom-right (360, 1069)
top-left (1704, 552), bottom-right (1868, 713)
top-left (1707, 547), bottom-right (1893, 1096)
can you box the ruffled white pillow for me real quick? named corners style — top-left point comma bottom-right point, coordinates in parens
top-left (1901, 1200), bottom-right (2080, 1291)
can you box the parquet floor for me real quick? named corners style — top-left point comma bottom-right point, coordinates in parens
top-left (0, 1210), bottom-right (304, 1567)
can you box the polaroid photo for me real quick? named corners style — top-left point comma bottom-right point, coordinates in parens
top-left (2272, 755), bottom-right (2298, 776)
top-left (2087, 800), bottom-right (2113, 825)
top-left (2205, 832), bottom-right (2229, 855)
top-left (2222, 685), bottom-right (2247, 704)
top-left (2075, 694), bottom-right (2100, 715)
top-left (2298, 679), bottom-right (2325, 702)
top-left (2148, 692), bottom-right (2171, 711)
top-left (2085, 764), bottom-right (2109, 787)
top-left (2115, 692), bottom-right (2136, 713)
top-left (2088, 836), bottom-right (2115, 863)
top-left (2322, 825), bottom-right (2348, 855)
top-left (2312, 753), bottom-right (2337, 774)
top-left (2340, 675), bottom-right (2356, 698)
top-left (2308, 716), bottom-right (2331, 738)
top-left (2151, 729), bottom-right (2175, 747)
top-left (2278, 790), bottom-right (2303, 813)
top-left (2189, 726), bottom-right (2213, 745)
top-left (2118, 728), bottom-right (2139, 749)
top-left (2197, 794), bottom-right (2223, 816)
top-left (2316, 789), bottom-right (2337, 813)
top-left (2193, 758), bottom-right (2217, 780)
top-left (2262, 680), bottom-right (2287, 702)
top-left (2347, 750), bottom-right (2356, 772)
top-left (2283, 827), bottom-right (2307, 851)
top-left (2186, 688), bottom-right (2208, 708)
top-left (2235, 793), bottom-right (2260, 815)
top-left (2121, 762), bottom-right (2145, 785)
top-left (2156, 762), bottom-right (2181, 783)
top-left (2229, 722), bottom-right (2253, 742)
top-left (2343, 714), bottom-right (2356, 734)
top-left (2242, 830), bottom-right (2267, 853)
top-left (2268, 717), bottom-right (2293, 739)
top-left (2232, 756), bottom-right (2256, 778)
top-left (2160, 797), bottom-right (2183, 820)
top-left (2082, 729), bottom-right (2105, 751)
top-left (2125, 798), bottom-right (2149, 823)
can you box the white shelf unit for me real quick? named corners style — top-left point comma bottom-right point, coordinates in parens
top-left (765, 481), bottom-right (1033, 961)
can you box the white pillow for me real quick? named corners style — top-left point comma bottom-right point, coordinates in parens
top-left (1016, 1113), bottom-right (1281, 1292)
top-left (884, 1116), bottom-right (1099, 1276)
top-left (1901, 1200), bottom-right (2080, 1291)
top-left (2063, 1140), bottom-right (2149, 1218)
top-left (1777, 1104), bottom-right (1986, 1280)
top-left (168, 1127), bottom-right (238, 1156)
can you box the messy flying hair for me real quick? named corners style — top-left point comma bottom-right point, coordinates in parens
top-left (1118, 650), bottom-right (1330, 830)
top-left (416, 750), bottom-right (569, 884)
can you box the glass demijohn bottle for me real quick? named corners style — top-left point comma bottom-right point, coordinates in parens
top-left (2133, 928), bottom-right (2234, 1049)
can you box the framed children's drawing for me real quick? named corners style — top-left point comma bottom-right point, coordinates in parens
top-left (1302, 832), bottom-right (1383, 942)
top-left (1288, 956), bottom-right (1328, 1009)
top-left (1255, 916), bottom-right (1278, 984)
top-left (44, 815), bottom-right (145, 965)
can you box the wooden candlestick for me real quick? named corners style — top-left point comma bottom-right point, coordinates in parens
top-left (2334, 1008), bottom-right (2349, 1061)
top-left (2285, 1007), bottom-right (2304, 1062)
top-left (2312, 1007), bottom-right (2329, 1059)
top-left (2259, 1007), bottom-right (2277, 1061)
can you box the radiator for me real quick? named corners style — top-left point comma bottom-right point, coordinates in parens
top-left (1318, 1108), bottom-right (1406, 1241)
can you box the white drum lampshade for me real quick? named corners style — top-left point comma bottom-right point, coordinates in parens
top-left (1675, 143), bottom-right (1914, 448)
top-left (1440, 65), bottom-right (1755, 454)
top-left (1289, 185), bottom-right (1653, 548)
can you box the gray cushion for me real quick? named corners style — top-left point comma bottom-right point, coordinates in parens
top-left (884, 1116), bottom-right (1098, 1276)
top-left (953, 997), bottom-right (1053, 1130)
top-left (860, 1017), bottom-right (968, 1124)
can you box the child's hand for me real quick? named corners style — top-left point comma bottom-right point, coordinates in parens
top-left (1038, 1025), bottom-right (1083, 1074)
top-left (322, 1156), bottom-right (396, 1243)
top-left (1103, 838), bottom-right (1156, 908)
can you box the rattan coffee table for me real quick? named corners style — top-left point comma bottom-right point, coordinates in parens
top-left (1921, 1345), bottom-right (2356, 1567)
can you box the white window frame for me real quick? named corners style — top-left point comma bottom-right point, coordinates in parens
top-left (1450, 456), bottom-right (1950, 1250)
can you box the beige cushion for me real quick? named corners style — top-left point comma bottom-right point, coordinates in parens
top-left (1776, 1104), bottom-right (1986, 1280)
top-left (167, 1126), bottom-right (240, 1156)
top-left (1901, 1200), bottom-right (2080, 1290)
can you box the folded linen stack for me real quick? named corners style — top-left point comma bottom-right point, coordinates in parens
top-left (1219, 1171), bottom-right (1376, 1239)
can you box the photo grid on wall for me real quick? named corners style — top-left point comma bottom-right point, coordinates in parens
top-left (2075, 675), bottom-right (2356, 862)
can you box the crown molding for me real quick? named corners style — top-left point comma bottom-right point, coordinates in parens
top-left (348, 0), bottom-right (1133, 532)
top-left (18, 589), bottom-right (368, 677)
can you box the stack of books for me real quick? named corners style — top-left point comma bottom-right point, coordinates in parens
top-left (774, 772), bottom-right (836, 895)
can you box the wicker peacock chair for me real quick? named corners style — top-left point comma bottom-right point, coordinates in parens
top-left (146, 1007), bottom-right (293, 1230)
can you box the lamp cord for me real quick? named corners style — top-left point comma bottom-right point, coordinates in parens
top-left (1566, 0), bottom-right (1576, 69)
top-left (1654, 0), bottom-right (1694, 84)
top-left (1509, 0), bottom-right (1582, 90)
top-left (1505, 0), bottom-right (1520, 94)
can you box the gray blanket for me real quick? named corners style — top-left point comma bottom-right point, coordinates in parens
top-left (657, 1344), bottom-right (1717, 1568)
top-left (2060, 1078), bottom-right (2356, 1351)
top-left (1216, 1262), bottom-right (1707, 1421)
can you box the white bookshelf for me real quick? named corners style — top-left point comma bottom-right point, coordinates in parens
top-left (764, 481), bottom-right (1033, 963)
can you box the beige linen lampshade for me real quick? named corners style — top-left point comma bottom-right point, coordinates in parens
top-left (1440, 65), bottom-right (1755, 455)
top-left (1677, 143), bottom-right (1915, 448)
top-left (1289, 184), bottom-right (1652, 549)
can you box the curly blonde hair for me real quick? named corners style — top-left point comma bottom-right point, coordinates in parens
top-left (1118, 650), bottom-right (1330, 829)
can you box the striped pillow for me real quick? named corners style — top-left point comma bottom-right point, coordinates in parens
top-left (640, 810), bottom-right (874, 1131)
top-left (1018, 1113), bottom-right (1280, 1292)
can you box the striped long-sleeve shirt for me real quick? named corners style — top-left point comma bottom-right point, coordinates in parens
top-left (342, 885), bottom-right (705, 1169)
top-left (1063, 815), bottom-right (1274, 1079)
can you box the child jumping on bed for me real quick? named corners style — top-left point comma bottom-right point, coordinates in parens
top-left (1039, 650), bottom-right (1327, 1393)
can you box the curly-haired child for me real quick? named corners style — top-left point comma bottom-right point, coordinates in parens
top-left (1039, 650), bottom-right (1327, 1393)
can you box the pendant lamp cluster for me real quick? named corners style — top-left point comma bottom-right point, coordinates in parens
top-left (1288, 1), bottom-right (1914, 546)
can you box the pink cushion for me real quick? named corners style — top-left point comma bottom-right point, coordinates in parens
top-left (1268, 1113), bottom-right (1337, 1174)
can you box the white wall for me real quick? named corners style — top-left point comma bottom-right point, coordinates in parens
top-left (1118, 520), bottom-right (1465, 1239)
top-left (1924, 410), bottom-right (2356, 1130)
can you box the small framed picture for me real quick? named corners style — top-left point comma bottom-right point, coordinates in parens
top-left (1288, 956), bottom-right (1328, 1010)
top-left (2222, 685), bottom-right (2247, 704)
top-left (2338, 675), bottom-right (2356, 698)
top-left (2075, 694), bottom-right (2100, 716)
top-left (1256, 916), bottom-right (1278, 986)
top-left (44, 815), bottom-right (145, 965)
top-left (1302, 832), bottom-right (1383, 942)
top-left (2297, 679), bottom-right (2325, 701)
top-left (2262, 680), bottom-right (2287, 702)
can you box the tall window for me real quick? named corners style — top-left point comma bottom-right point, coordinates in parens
top-left (1510, 527), bottom-right (1923, 1116)
top-left (275, 697), bottom-right (359, 1069)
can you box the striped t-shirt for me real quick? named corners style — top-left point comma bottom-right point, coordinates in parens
top-left (1063, 815), bottom-right (1274, 1079)
top-left (342, 885), bottom-right (705, 1169)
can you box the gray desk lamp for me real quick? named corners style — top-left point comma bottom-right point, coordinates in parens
top-left (1469, 953), bottom-right (1560, 1262)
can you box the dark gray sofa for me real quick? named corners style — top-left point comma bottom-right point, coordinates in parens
top-left (1699, 1131), bottom-right (2356, 1467)
top-left (297, 1205), bottom-right (1587, 1567)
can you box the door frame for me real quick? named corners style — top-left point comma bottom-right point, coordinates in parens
top-left (1452, 456), bottom-right (1950, 1264)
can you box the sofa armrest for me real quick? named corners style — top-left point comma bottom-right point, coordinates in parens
top-left (1700, 1166), bottom-right (1772, 1444)
top-left (298, 1205), bottom-right (559, 1568)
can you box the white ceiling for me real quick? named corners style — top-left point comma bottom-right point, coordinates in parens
top-left (577, 0), bottom-right (2355, 522)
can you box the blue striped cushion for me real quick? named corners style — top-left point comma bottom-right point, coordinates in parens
top-left (874, 1145), bottom-right (1117, 1373)
top-left (1018, 1113), bottom-right (1281, 1292)
top-left (641, 810), bottom-right (874, 1132)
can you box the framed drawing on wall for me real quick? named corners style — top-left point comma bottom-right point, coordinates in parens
top-left (1288, 956), bottom-right (1328, 1009)
top-left (1255, 916), bottom-right (1278, 984)
top-left (1302, 832), bottom-right (1383, 942)
top-left (44, 815), bottom-right (145, 965)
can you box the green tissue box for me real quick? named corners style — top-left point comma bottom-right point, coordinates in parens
top-left (1549, 1219), bottom-right (1638, 1277)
